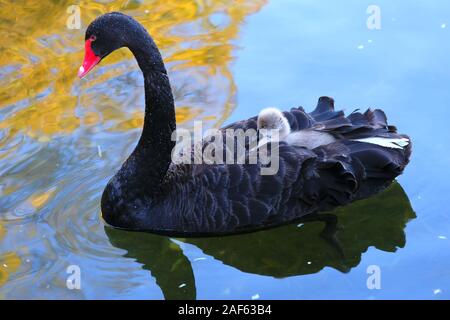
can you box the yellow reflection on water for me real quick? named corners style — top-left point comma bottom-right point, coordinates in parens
top-left (0, 252), bottom-right (21, 288)
top-left (0, 224), bottom-right (21, 288)
top-left (0, 0), bottom-right (267, 138)
top-left (0, 0), bottom-right (266, 293)
top-left (29, 188), bottom-right (56, 208)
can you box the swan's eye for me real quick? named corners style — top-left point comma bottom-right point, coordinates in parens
top-left (90, 35), bottom-right (97, 41)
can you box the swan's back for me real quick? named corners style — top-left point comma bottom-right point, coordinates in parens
top-left (142, 97), bottom-right (411, 235)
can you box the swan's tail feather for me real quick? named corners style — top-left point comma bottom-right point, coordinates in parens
top-left (364, 109), bottom-right (388, 128)
top-left (312, 96), bottom-right (335, 114)
top-left (352, 137), bottom-right (410, 149)
top-left (310, 96), bottom-right (346, 122)
top-left (346, 108), bottom-right (387, 129)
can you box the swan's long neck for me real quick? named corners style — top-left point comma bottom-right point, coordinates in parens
top-left (124, 33), bottom-right (176, 193)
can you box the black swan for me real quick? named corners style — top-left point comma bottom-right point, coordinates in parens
top-left (78, 12), bottom-right (411, 236)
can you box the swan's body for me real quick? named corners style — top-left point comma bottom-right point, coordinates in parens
top-left (79, 13), bottom-right (412, 236)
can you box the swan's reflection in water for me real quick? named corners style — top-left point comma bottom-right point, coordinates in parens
top-left (105, 182), bottom-right (415, 299)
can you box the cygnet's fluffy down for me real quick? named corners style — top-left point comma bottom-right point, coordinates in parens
top-left (257, 107), bottom-right (336, 149)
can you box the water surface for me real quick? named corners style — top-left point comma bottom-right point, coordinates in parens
top-left (0, 0), bottom-right (449, 299)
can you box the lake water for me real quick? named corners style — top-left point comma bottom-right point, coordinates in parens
top-left (0, 0), bottom-right (449, 299)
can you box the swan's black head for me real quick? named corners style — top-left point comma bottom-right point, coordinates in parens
top-left (79, 12), bottom-right (165, 78)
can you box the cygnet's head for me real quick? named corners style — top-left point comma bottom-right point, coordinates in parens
top-left (258, 107), bottom-right (290, 135)
top-left (257, 108), bottom-right (291, 148)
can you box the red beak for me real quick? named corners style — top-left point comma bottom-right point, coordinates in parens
top-left (78, 39), bottom-right (101, 78)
